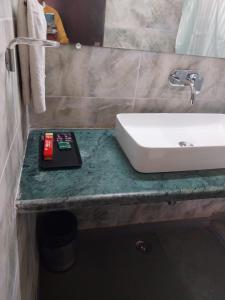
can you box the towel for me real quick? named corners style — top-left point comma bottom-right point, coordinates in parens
top-left (17, 0), bottom-right (47, 113)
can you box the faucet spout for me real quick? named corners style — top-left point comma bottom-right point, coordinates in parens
top-left (186, 73), bottom-right (198, 104)
top-left (190, 86), bottom-right (195, 105)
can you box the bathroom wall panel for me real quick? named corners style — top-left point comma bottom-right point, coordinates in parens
top-left (0, 0), bottom-right (32, 300)
top-left (17, 213), bottom-right (39, 300)
top-left (0, 0), bottom-right (12, 18)
top-left (0, 128), bottom-right (24, 300)
top-left (30, 97), bottom-right (134, 128)
top-left (0, 20), bottom-right (17, 175)
top-left (45, 46), bottom-right (140, 98)
top-left (133, 97), bottom-right (225, 114)
top-left (30, 45), bottom-right (225, 128)
top-left (136, 52), bottom-right (225, 101)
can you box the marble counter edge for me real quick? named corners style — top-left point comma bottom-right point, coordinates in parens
top-left (16, 189), bottom-right (225, 213)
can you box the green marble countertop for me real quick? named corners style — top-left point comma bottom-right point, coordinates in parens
top-left (17, 129), bottom-right (225, 212)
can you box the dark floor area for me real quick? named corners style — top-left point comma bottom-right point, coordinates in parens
top-left (39, 220), bottom-right (225, 300)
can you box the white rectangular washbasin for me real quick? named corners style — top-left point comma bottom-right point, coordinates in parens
top-left (115, 113), bottom-right (225, 173)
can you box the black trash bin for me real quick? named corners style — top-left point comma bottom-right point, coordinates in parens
top-left (37, 211), bottom-right (78, 272)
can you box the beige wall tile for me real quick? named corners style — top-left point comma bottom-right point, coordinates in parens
top-left (38, 42), bottom-right (225, 130)
top-left (30, 97), bottom-right (134, 128)
top-left (46, 46), bottom-right (140, 98)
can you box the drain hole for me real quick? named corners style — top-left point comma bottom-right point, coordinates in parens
top-left (179, 141), bottom-right (194, 147)
top-left (136, 240), bottom-right (152, 254)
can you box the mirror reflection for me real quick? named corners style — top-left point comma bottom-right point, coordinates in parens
top-left (39, 0), bottom-right (106, 46)
top-left (38, 0), bottom-right (225, 59)
top-left (176, 1), bottom-right (225, 59)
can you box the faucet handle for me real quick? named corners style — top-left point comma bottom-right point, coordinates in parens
top-left (169, 70), bottom-right (185, 85)
top-left (186, 72), bottom-right (198, 81)
top-left (186, 72), bottom-right (203, 95)
top-left (170, 73), bottom-right (181, 84)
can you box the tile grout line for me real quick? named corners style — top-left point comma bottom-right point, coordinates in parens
top-left (132, 52), bottom-right (142, 111)
top-left (44, 95), bottom-right (217, 102)
top-left (45, 96), bottom-right (136, 100)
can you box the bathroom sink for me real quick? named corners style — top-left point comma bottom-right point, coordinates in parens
top-left (116, 113), bottom-right (225, 173)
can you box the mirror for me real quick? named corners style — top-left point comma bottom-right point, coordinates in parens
top-left (41, 0), bottom-right (225, 59)
top-left (42, 0), bottom-right (106, 46)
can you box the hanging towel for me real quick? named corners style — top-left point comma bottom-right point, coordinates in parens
top-left (17, 0), bottom-right (47, 113)
top-left (17, 0), bottom-right (30, 106)
top-left (176, 0), bottom-right (225, 59)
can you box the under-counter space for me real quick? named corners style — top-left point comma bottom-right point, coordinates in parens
top-left (39, 221), bottom-right (225, 300)
top-left (17, 129), bottom-right (225, 213)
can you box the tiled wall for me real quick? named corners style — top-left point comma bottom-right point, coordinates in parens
top-left (17, 213), bottom-right (39, 300)
top-left (30, 45), bottom-right (225, 128)
top-left (104, 0), bottom-right (182, 52)
top-left (0, 1), bottom-right (35, 300)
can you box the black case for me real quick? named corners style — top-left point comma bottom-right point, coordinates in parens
top-left (39, 132), bottom-right (82, 170)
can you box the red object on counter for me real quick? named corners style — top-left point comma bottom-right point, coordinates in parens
top-left (43, 133), bottom-right (54, 160)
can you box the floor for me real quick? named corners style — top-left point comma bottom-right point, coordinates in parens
top-left (39, 220), bottom-right (225, 300)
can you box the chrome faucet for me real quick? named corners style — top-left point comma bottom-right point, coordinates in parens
top-left (168, 70), bottom-right (203, 104)
top-left (5, 37), bottom-right (60, 72)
